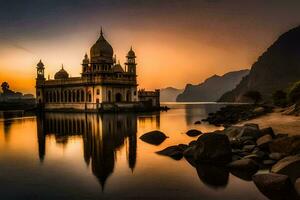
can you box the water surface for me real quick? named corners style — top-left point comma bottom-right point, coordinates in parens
top-left (0, 103), bottom-right (267, 200)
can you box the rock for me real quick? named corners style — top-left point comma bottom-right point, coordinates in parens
top-left (177, 144), bottom-right (188, 151)
top-left (221, 126), bottom-right (243, 139)
top-left (139, 130), bottom-right (168, 145)
top-left (295, 178), bottom-right (300, 196)
top-left (269, 136), bottom-right (300, 155)
top-left (253, 107), bottom-right (265, 114)
top-left (271, 155), bottom-right (300, 183)
top-left (232, 155), bottom-right (242, 161)
top-left (253, 173), bottom-right (298, 200)
top-left (156, 145), bottom-right (183, 160)
top-left (244, 123), bottom-right (259, 129)
top-left (276, 133), bottom-right (289, 138)
top-left (196, 164), bottom-right (229, 188)
top-left (260, 127), bottom-right (275, 138)
top-left (183, 145), bottom-right (196, 158)
top-left (256, 134), bottom-right (273, 149)
top-left (189, 140), bottom-right (197, 146)
top-left (243, 154), bottom-right (262, 162)
top-left (269, 153), bottom-right (285, 161)
top-left (243, 139), bottom-right (256, 146)
top-left (239, 126), bottom-right (260, 139)
top-left (263, 160), bottom-right (277, 166)
top-left (194, 121), bottom-right (201, 125)
top-left (254, 150), bottom-right (267, 159)
top-left (193, 133), bottom-right (232, 164)
top-left (228, 159), bottom-right (259, 173)
top-left (228, 159), bottom-right (259, 181)
top-left (243, 145), bottom-right (256, 152)
top-left (186, 129), bottom-right (202, 137)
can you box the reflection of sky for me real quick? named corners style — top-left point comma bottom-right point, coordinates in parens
top-left (1, 0), bottom-right (300, 93)
top-left (0, 104), bottom-right (267, 199)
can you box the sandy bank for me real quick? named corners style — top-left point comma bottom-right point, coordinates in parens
top-left (238, 110), bottom-right (300, 135)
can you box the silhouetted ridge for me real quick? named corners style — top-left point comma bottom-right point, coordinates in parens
top-left (176, 69), bottom-right (249, 102)
top-left (219, 25), bottom-right (300, 102)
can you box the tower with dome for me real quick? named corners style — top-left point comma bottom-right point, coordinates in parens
top-left (35, 29), bottom-right (160, 112)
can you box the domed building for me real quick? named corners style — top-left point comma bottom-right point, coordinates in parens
top-left (35, 29), bottom-right (160, 111)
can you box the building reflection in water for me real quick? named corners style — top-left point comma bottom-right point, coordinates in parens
top-left (36, 112), bottom-right (159, 189)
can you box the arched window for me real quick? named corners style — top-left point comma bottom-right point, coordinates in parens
top-left (72, 91), bottom-right (76, 102)
top-left (81, 90), bottom-right (84, 102)
top-left (64, 91), bottom-right (67, 102)
top-left (53, 91), bottom-right (56, 103)
top-left (49, 91), bottom-right (52, 103)
top-left (88, 92), bottom-right (92, 102)
top-left (68, 90), bottom-right (71, 102)
top-left (108, 91), bottom-right (111, 102)
top-left (57, 91), bottom-right (60, 102)
top-left (76, 90), bottom-right (80, 102)
top-left (126, 90), bottom-right (131, 102)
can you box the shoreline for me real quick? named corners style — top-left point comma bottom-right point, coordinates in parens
top-left (237, 109), bottom-right (300, 136)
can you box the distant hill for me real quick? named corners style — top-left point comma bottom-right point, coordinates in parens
top-left (219, 25), bottom-right (300, 102)
top-left (176, 69), bottom-right (249, 102)
top-left (160, 87), bottom-right (183, 102)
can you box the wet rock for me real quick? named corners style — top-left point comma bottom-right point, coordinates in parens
top-left (243, 154), bottom-right (262, 162)
top-left (194, 121), bottom-right (201, 125)
top-left (196, 164), bottom-right (229, 188)
top-left (183, 145), bottom-right (196, 158)
top-left (188, 140), bottom-right (197, 146)
top-left (254, 150), bottom-right (267, 159)
top-left (193, 133), bottom-right (232, 164)
top-left (232, 155), bottom-right (242, 161)
top-left (221, 126), bottom-right (243, 140)
top-left (228, 159), bottom-right (259, 173)
top-left (243, 145), bottom-right (256, 152)
top-left (177, 144), bottom-right (189, 151)
top-left (260, 127), bottom-right (275, 138)
top-left (156, 145), bottom-right (183, 160)
top-left (228, 159), bottom-right (259, 181)
top-left (253, 107), bottom-right (265, 114)
top-left (263, 160), bottom-right (277, 166)
top-left (243, 139), bottom-right (256, 146)
top-left (253, 173), bottom-right (298, 200)
top-left (186, 129), bottom-right (202, 137)
top-left (269, 153), bottom-right (285, 161)
top-left (139, 130), bottom-right (168, 145)
top-left (239, 126), bottom-right (260, 139)
top-left (269, 136), bottom-right (300, 155)
top-left (295, 178), bottom-right (300, 196)
top-left (244, 123), bottom-right (260, 129)
top-left (256, 134), bottom-right (273, 149)
top-left (271, 155), bottom-right (300, 183)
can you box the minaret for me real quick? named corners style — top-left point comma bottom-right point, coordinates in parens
top-left (82, 53), bottom-right (89, 75)
top-left (36, 60), bottom-right (45, 80)
top-left (36, 60), bottom-right (45, 107)
top-left (125, 46), bottom-right (137, 74)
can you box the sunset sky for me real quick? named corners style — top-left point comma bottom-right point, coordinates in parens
top-left (1, 0), bottom-right (300, 94)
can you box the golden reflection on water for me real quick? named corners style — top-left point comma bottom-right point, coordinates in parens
top-left (0, 104), bottom-right (267, 200)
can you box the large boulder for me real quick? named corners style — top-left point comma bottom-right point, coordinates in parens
top-left (253, 173), bottom-right (298, 200)
top-left (222, 124), bottom-right (260, 140)
top-left (139, 130), bottom-right (168, 145)
top-left (196, 164), bottom-right (229, 188)
top-left (193, 133), bottom-right (232, 164)
top-left (156, 145), bottom-right (184, 160)
top-left (269, 136), bottom-right (300, 155)
top-left (271, 155), bottom-right (300, 183)
top-left (186, 129), bottom-right (202, 137)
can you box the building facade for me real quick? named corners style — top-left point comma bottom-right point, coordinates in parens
top-left (35, 29), bottom-right (160, 112)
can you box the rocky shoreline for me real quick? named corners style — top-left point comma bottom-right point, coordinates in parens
top-left (140, 123), bottom-right (300, 199)
top-left (202, 104), bottom-right (273, 126)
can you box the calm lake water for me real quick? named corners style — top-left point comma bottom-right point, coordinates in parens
top-left (0, 103), bottom-right (267, 200)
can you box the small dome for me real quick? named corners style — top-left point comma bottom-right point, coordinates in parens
top-left (90, 29), bottom-right (113, 63)
top-left (127, 47), bottom-right (136, 58)
top-left (54, 66), bottom-right (69, 79)
top-left (113, 62), bottom-right (124, 73)
top-left (37, 60), bottom-right (44, 68)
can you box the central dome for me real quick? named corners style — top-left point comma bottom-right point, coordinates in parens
top-left (90, 29), bottom-right (113, 63)
top-left (55, 66), bottom-right (69, 80)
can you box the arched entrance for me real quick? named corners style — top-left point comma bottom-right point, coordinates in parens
top-left (115, 93), bottom-right (122, 102)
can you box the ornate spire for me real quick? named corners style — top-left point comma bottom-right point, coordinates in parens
top-left (100, 26), bottom-right (103, 37)
top-left (61, 64), bottom-right (64, 69)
